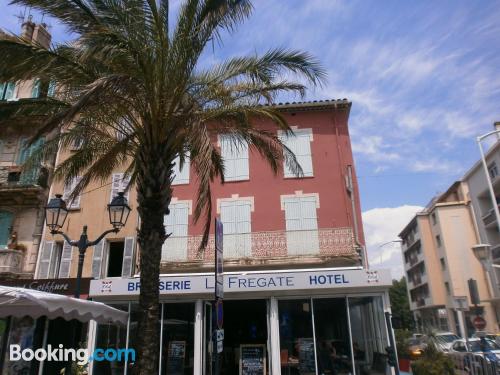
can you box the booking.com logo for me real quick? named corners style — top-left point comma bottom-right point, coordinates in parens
top-left (10, 344), bottom-right (136, 365)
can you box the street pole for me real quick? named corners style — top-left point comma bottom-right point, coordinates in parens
top-left (477, 135), bottom-right (500, 233)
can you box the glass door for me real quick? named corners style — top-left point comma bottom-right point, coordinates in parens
top-left (203, 302), bottom-right (212, 375)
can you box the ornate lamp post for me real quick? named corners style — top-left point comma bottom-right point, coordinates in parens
top-left (45, 192), bottom-right (131, 298)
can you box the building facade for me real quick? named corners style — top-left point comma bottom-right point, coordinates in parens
top-left (40, 99), bottom-right (393, 375)
top-left (399, 181), bottom-right (499, 336)
top-left (463, 130), bottom-right (500, 324)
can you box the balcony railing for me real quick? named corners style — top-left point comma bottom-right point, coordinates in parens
top-left (482, 208), bottom-right (497, 228)
top-left (161, 227), bottom-right (356, 263)
top-left (0, 249), bottom-right (24, 275)
top-left (0, 166), bottom-right (48, 189)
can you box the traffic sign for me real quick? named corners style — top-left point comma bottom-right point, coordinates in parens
top-left (472, 316), bottom-right (487, 330)
top-left (216, 299), bottom-right (223, 329)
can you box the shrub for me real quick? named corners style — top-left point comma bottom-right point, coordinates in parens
top-left (411, 342), bottom-right (454, 375)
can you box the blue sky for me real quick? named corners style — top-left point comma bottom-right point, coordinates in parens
top-left (1, 0), bottom-right (499, 276)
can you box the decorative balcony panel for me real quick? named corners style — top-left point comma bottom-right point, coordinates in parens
top-left (0, 249), bottom-right (24, 275)
top-left (163, 227), bottom-right (356, 263)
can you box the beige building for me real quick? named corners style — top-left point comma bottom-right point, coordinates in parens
top-left (0, 20), bottom-right (55, 279)
top-left (399, 181), bottom-right (499, 335)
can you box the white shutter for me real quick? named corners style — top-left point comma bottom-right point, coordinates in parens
top-left (300, 197), bottom-right (318, 230)
top-left (62, 177), bottom-right (82, 209)
top-left (121, 237), bottom-right (135, 277)
top-left (221, 200), bottom-right (251, 257)
top-left (172, 154), bottom-right (190, 185)
top-left (220, 135), bottom-right (249, 181)
top-left (58, 241), bottom-right (73, 278)
top-left (37, 241), bottom-right (54, 279)
top-left (91, 241), bottom-right (104, 278)
top-left (110, 173), bottom-right (131, 202)
top-left (281, 129), bottom-right (313, 178)
top-left (284, 195), bottom-right (319, 255)
top-left (162, 203), bottom-right (189, 261)
top-left (284, 198), bottom-right (302, 230)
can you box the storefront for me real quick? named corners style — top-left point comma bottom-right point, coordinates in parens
top-left (89, 267), bottom-right (394, 375)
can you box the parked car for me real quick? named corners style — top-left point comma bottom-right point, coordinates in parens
top-left (429, 332), bottom-right (461, 352)
top-left (407, 337), bottom-right (425, 359)
top-left (450, 338), bottom-right (500, 362)
top-left (471, 332), bottom-right (500, 345)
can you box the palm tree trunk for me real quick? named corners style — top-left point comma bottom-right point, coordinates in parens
top-left (134, 144), bottom-right (173, 375)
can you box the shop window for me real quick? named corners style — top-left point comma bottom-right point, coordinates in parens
top-left (282, 194), bottom-right (319, 255)
top-left (0, 211), bottom-right (13, 249)
top-left (313, 298), bottom-right (354, 374)
top-left (172, 153), bottom-right (190, 185)
top-left (62, 176), bottom-right (83, 209)
top-left (348, 296), bottom-right (389, 374)
top-left (219, 134), bottom-right (249, 181)
top-left (279, 128), bottom-right (314, 178)
top-left (91, 238), bottom-right (135, 278)
top-left (278, 299), bottom-right (315, 374)
top-left (162, 202), bottom-right (189, 261)
top-left (110, 173), bottom-right (131, 202)
top-left (220, 199), bottom-right (252, 258)
top-left (160, 303), bottom-right (195, 375)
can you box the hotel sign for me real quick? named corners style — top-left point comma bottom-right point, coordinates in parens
top-left (90, 269), bottom-right (391, 297)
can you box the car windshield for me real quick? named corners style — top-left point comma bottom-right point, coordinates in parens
top-left (469, 340), bottom-right (500, 352)
top-left (436, 334), bottom-right (460, 344)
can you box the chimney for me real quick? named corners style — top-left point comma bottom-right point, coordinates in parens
top-left (32, 23), bottom-right (51, 49)
top-left (21, 15), bottom-right (35, 41)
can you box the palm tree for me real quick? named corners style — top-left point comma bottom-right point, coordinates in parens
top-left (0, 0), bottom-right (325, 373)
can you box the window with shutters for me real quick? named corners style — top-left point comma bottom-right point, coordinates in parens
top-left (31, 79), bottom-right (41, 98)
top-left (162, 202), bottom-right (189, 261)
top-left (58, 241), bottom-right (73, 278)
top-left (38, 241), bottom-right (70, 279)
top-left (172, 154), bottom-right (190, 185)
top-left (110, 173), bottom-right (131, 202)
top-left (47, 81), bottom-right (56, 97)
top-left (279, 128), bottom-right (314, 178)
top-left (62, 176), bottom-right (83, 209)
top-left (0, 211), bottom-right (14, 249)
top-left (0, 82), bottom-right (16, 100)
top-left (282, 194), bottom-right (319, 255)
top-left (219, 135), bottom-right (249, 181)
top-left (91, 238), bottom-right (135, 278)
top-left (220, 199), bottom-right (252, 258)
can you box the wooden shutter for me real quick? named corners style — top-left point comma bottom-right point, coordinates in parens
top-left (283, 197), bottom-right (302, 231)
top-left (91, 241), bottom-right (104, 278)
top-left (58, 241), bottom-right (73, 278)
top-left (121, 237), bottom-right (135, 277)
top-left (110, 173), bottom-right (131, 202)
top-left (37, 241), bottom-right (54, 279)
top-left (281, 129), bottom-right (313, 177)
top-left (4, 82), bottom-right (15, 100)
top-left (17, 138), bottom-right (29, 165)
top-left (220, 135), bottom-right (248, 181)
top-left (31, 79), bottom-right (41, 98)
top-left (0, 83), bottom-right (5, 99)
top-left (162, 203), bottom-right (189, 261)
top-left (0, 211), bottom-right (14, 248)
top-left (172, 153), bottom-right (190, 185)
top-left (300, 196), bottom-right (318, 230)
top-left (221, 200), bottom-right (251, 257)
top-left (47, 81), bottom-right (56, 97)
top-left (284, 195), bottom-right (319, 255)
top-left (63, 177), bottom-right (82, 209)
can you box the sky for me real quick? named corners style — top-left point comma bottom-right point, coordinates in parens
top-left (1, 0), bottom-right (499, 278)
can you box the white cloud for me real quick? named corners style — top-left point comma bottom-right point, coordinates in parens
top-left (363, 205), bottom-right (423, 279)
top-left (351, 135), bottom-right (400, 161)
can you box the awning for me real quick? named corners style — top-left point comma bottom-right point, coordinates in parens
top-left (0, 286), bottom-right (128, 325)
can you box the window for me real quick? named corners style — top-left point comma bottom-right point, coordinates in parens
top-left (91, 238), bottom-right (135, 278)
top-left (220, 199), bottom-right (252, 258)
top-left (445, 282), bottom-right (451, 295)
top-left (435, 235), bottom-right (442, 247)
top-left (162, 202), bottom-right (189, 261)
top-left (110, 173), bottom-right (131, 202)
top-left (488, 162), bottom-right (498, 180)
top-left (0, 82), bottom-right (16, 100)
top-left (0, 211), bottom-right (14, 249)
top-left (282, 194), bottom-right (319, 254)
top-left (172, 153), bottom-right (190, 185)
top-left (440, 258), bottom-right (446, 270)
top-left (219, 135), bottom-right (249, 181)
top-left (431, 212), bottom-right (437, 225)
top-left (37, 241), bottom-right (72, 278)
top-left (31, 79), bottom-right (41, 98)
top-left (62, 176), bottom-right (83, 209)
top-left (17, 137), bottom-right (44, 165)
top-left (279, 128), bottom-right (313, 178)
top-left (47, 81), bottom-right (56, 97)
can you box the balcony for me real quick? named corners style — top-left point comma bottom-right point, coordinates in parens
top-left (160, 227), bottom-right (359, 271)
top-left (482, 207), bottom-right (498, 228)
top-left (0, 249), bottom-right (24, 276)
top-left (0, 166), bottom-right (48, 206)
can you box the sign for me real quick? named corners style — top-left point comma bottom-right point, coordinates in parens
top-left (166, 341), bottom-right (186, 375)
top-left (240, 344), bottom-right (266, 375)
top-left (472, 316), bottom-right (487, 330)
top-left (0, 278), bottom-right (92, 296)
top-left (298, 338), bottom-right (315, 374)
top-left (215, 218), bottom-right (224, 299)
top-left (453, 296), bottom-right (469, 311)
top-left (216, 299), bottom-right (223, 329)
top-left (90, 269), bottom-right (392, 297)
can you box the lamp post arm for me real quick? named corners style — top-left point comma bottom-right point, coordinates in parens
top-left (88, 228), bottom-right (120, 247)
top-left (51, 231), bottom-right (78, 247)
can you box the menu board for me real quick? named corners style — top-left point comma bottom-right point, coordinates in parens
top-left (240, 344), bottom-right (266, 375)
top-left (298, 338), bottom-right (316, 374)
top-left (166, 341), bottom-right (186, 375)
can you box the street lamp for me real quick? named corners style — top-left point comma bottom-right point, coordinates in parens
top-left (45, 192), bottom-right (131, 298)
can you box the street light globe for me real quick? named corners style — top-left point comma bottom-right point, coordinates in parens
top-left (107, 192), bottom-right (131, 229)
top-left (472, 244), bottom-right (491, 262)
top-left (45, 194), bottom-right (68, 233)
